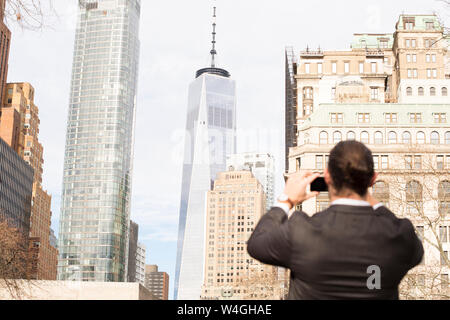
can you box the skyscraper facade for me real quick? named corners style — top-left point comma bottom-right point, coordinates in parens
top-left (174, 6), bottom-right (237, 300)
top-left (0, 0), bottom-right (10, 107)
top-left (0, 137), bottom-right (33, 236)
top-left (1, 82), bottom-right (58, 280)
top-left (226, 153), bottom-right (275, 211)
top-left (145, 264), bottom-right (169, 300)
top-left (127, 220), bottom-right (139, 282)
top-left (201, 169), bottom-right (284, 300)
top-left (135, 242), bottom-right (146, 286)
top-left (175, 68), bottom-right (237, 300)
top-left (58, 0), bottom-right (141, 282)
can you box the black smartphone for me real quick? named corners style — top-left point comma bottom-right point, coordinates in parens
top-left (310, 177), bottom-right (328, 192)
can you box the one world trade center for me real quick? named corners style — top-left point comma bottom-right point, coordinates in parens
top-left (174, 6), bottom-right (237, 300)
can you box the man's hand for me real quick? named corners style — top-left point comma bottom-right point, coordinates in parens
top-left (284, 172), bottom-right (320, 207)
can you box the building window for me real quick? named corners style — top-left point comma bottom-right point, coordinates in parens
top-left (416, 131), bottom-right (426, 144)
top-left (385, 113), bottom-right (397, 123)
top-left (430, 87), bottom-right (436, 96)
top-left (442, 87), bottom-right (448, 96)
top-left (434, 113), bottom-right (447, 123)
top-left (316, 155), bottom-right (324, 170)
top-left (403, 131), bottom-right (412, 144)
top-left (317, 63), bottom-right (323, 74)
top-left (360, 131), bottom-right (369, 144)
top-left (406, 87), bottom-right (412, 96)
top-left (359, 62), bottom-right (364, 74)
top-left (418, 87), bottom-right (424, 96)
top-left (388, 131), bottom-right (397, 144)
top-left (374, 131), bottom-right (383, 144)
top-left (370, 87), bottom-right (379, 101)
top-left (406, 181), bottom-right (423, 212)
top-left (405, 17), bottom-right (415, 30)
top-left (305, 63), bottom-right (310, 74)
top-left (358, 113), bottom-right (370, 123)
top-left (303, 87), bottom-right (313, 99)
top-left (405, 155), bottom-right (413, 170)
top-left (319, 131), bottom-right (328, 145)
top-left (332, 62), bottom-right (337, 74)
top-left (373, 156), bottom-right (389, 170)
top-left (331, 87), bottom-right (336, 100)
top-left (431, 131), bottom-right (440, 145)
top-left (371, 62), bottom-right (377, 73)
top-left (439, 181), bottom-right (450, 216)
top-left (441, 251), bottom-right (449, 266)
top-left (437, 156), bottom-right (445, 170)
top-left (344, 62), bottom-right (350, 74)
top-left (410, 113), bottom-right (422, 123)
top-left (446, 132), bottom-right (450, 145)
top-left (303, 105), bottom-right (313, 116)
top-left (406, 156), bottom-right (422, 170)
top-left (373, 181), bottom-right (389, 205)
top-left (347, 131), bottom-right (356, 141)
top-left (426, 21), bottom-right (434, 30)
top-left (381, 156), bottom-right (389, 170)
top-left (333, 131), bottom-right (342, 144)
top-left (331, 113), bottom-right (343, 124)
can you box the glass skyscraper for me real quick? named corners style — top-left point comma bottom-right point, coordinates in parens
top-left (58, 0), bottom-right (141, 282)
top-left (175, 67), bottom-right (237, 299)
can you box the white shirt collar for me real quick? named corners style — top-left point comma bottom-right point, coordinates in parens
top-left (330, 198), bottom-right (371, 207)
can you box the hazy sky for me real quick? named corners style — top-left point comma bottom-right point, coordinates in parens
top-left (6, 0), bottom-right (447, 298)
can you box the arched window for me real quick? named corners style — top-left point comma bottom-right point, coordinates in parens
top-left (442, 87), bottom-right (448, 96)
top-left (373, 181), bottom-right (390, 206)
top-left (446, 132), bottom-right (450, 145)
top-left (388, 131), bottom-right (397, 144)
top-left (438, 181), bottom-right (450, 216)
top-left (374, 131), bottom-right (383, 144)
top-left (319, 131), bottom-right (328, 144)
top-left (430, 87), bottom-right (436, 96)
top-left (418, 87), bottom-right (424, 96)
top-left (360, 131), bottom-right (369, 144)
top-left (347, 131), bottom-right (356, 141)
top-left (416, 131), bottom-right (426, 144)
top-left (431, 131), bottom-right (440, 145)
top-left (406, 181), bottom-right (423, 214)
top-left (406, 87), bottom-right (413, 96)
top-left (402, 131), bottom-right (412, 144)
top-left (319, 131), bottom-right (328, 145)
top-left (333, 131), bottom-right (342, 144)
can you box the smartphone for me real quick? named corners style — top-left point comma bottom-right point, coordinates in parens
top-left (310, 177), bottom-right (328, 192)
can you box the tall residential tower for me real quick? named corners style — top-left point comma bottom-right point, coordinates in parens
top-left (175, 6), bottom-right (237, 300)
top-left (58, 0), bottom-right (141, 282)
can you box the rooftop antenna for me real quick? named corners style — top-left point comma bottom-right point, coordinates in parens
top-left (210, 4), bottom-right (217, 68)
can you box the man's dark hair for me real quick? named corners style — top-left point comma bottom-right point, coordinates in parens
top-left (328, 141), bottom-right (374, 197)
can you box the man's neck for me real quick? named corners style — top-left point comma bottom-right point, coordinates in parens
top-left (330, 193), bottom-right (368, 203)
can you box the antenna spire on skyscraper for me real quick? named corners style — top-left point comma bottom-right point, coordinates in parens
top-left (210, 2), bottom-right (217, 68)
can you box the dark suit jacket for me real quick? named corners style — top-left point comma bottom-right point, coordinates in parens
top-left (247, 205), bottom-right (424, 300)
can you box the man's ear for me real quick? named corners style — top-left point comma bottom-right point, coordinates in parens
top-left (369, 172), bottom-right (379, 187)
